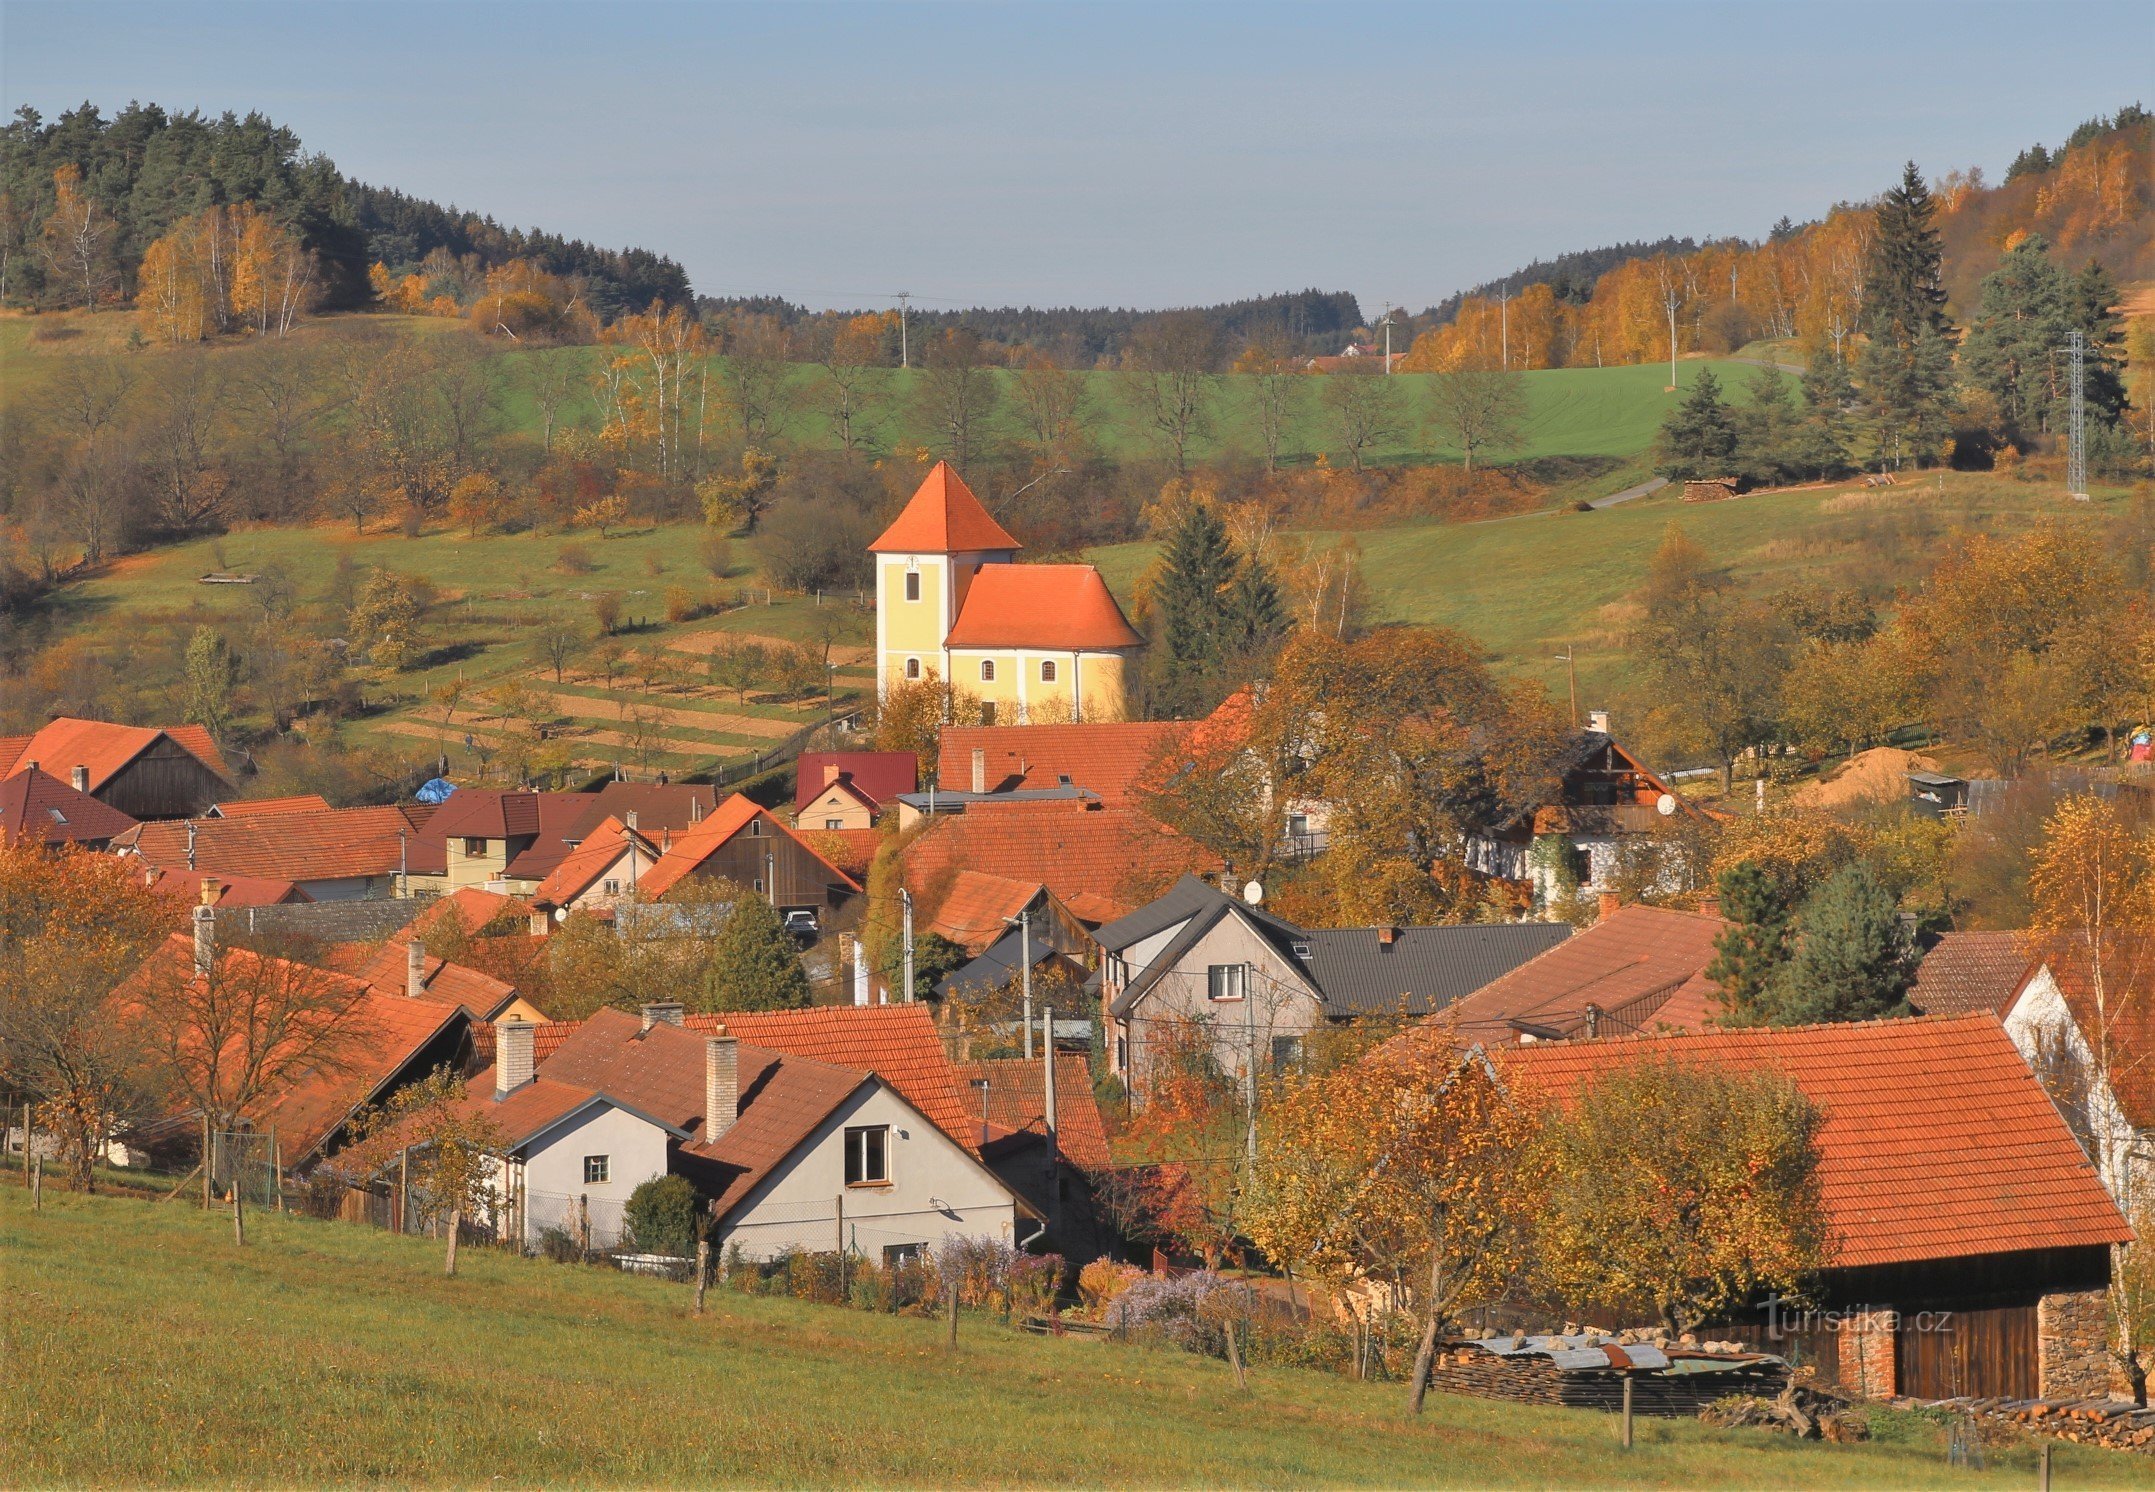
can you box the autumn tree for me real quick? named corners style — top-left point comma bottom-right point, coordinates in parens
top-left (1010, 352), bottom-right (1088, 471)
top-left (1528, 1054), bottom-right (1828, 1335)
top-left (1105, 1015), bottom-right (1246, 1267)
top-left (447, 472), bottom-right (506, 536)
top-left (1426, 366), bottom-right (1526, 473)
top-left (37, 164), bottom-right (114, 309)
top-left (913, 328), bottom-right (1002, 475)
top-left (1632, 523), bottom-right (1789, 790)
top-left (817, 313), bottom-right (887, 457)
top-left (1125, 312), bottom-right (1219, 473)
top-left (182, 625), bottom-right (241, 747)
top-left (697, 448), bottom-right (780, 534)
top-left (1320, 369), bottom-right (1404, 472)
top-left (346, 1068), bottom-right (505, 1277)
top-left (349, 568), bottom-right (424, 670)
top-left (706, 895), bottom-right (813, 1011)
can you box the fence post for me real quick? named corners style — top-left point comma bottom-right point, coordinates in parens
top-left (1620, 1373), bottom-right (1634, 1449)
top-left (398, 1147), bottom-right (410, 1235)
top-left (695, 1240), bottom-right (710, 1315)
top-left (31, 1153), bottom-right (41, 1211)
top-left (578, 1194), bottom-right (590, 1259)
top-left (272, 1128), bottom-right (284, 1213)
top-left (20, 1102), bottom-right (30, 1189)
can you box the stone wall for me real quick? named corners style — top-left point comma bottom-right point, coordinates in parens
top-left (2039, 1288), bottom-right (2117, 1400)
top-left (212, 898), bottom-right (422, 944)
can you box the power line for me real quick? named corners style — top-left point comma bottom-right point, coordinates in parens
top-left (2066, 328), bottom-right (2089, 500)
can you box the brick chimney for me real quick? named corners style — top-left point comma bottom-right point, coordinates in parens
top-left (1598, 892), bottom-right (1621, 923)
top-left (824, 760), bottom-right (841, 788)
top-left (1377, 925), bottom-right (1397, 946)
top-left (71, 764), bottom-right (89, 793)
top-left (971, 748), bottom-right (986, 795)
top-left (1697, 894), bottom-right (1721, 918)
top-left (705, 1033), bottom-right (739, 1139)
top-left (192, 900), bottom-right (215, 976)
top-left (405, 938), bottom-right (427, 997)
top-left (496, 1021), bottom-right (536, 1097)
top-left (641, 1001), bottom-right (685, 1032)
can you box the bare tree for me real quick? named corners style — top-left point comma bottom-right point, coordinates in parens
top-left (1010, 353), bottom-right (1088, 470)
top-left (715, 311), bottom-right (796, 449)
top-left (1320, 369), bottom-right (1404, 473)
top-left (145, 355), bottom-right (232, 535)
top-left (1125, 312), bottom-right (1220, 473)
top-left (913, 328), bottom-right (1002, 475)
top-left (1238, 338), bottom-right (1304, 473)
top-left (526, 354), bottom-right (582, 454)
top-left (816, 317), bottom-right (885, 458)
top-left (1426, 367), bottom-right (1528, 474)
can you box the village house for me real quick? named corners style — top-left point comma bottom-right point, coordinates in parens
top-left (529, 815), bottom-right (663, 915)
top-left (632, 793), bottom-right (861, 913)
top-left (1102, 874), bottom-right (1570, 1090)
top-left (1498, 1016), bottom-right (2133, 1401)
top-left (794, 751), bottom-right (917, 831)
top-left (112, 802), bottom-right (444, 901)
top-left (873, 462), bottom-right (1142, 723)
top-left (0, 764), bottom-right (139, 850)
top-left (0, 716), bottom-right (234, 820)
top-left (952, 1052), bottom-right (1117, 1264)
top-left (347, 936), bottom-right (547, 1025)
top-left (415, 788), bottom-right (592, 892)
top-left (1437, 901), bottom-right (1727, 1043)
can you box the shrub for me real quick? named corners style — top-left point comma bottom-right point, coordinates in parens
top-left (664, 585), bottom-right (701, 624)
top-left (644, 550), bottom-right (667, 577)
top-left (699, 532), bottom-right (734, 579)
top-left (29, 322), bottom-right (83, 343)
top-left (623, 1175), bottom-right (700, 1257)
top-left (591, 591), bottom-right (624, 635)
top-left (1078, 1259), bottom-right (1144, 1314)
top-left (1572, 499), bottom-right (1595, 512)
top-left (554, 541), bottom-right (597, 575)
top-left (1106, 1270), bottom-right (1232, 1354)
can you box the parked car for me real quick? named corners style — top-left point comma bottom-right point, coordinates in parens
top-left (782, 909), bottom-right (820, 944)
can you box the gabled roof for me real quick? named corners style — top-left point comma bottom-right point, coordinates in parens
top-left (114, 804), bottom-right (440, 884)
top-left (926, 869), bottom-right (1046, 951)
top-left (533, 815), bottom-right (656, 906)
top-left (796, 752), bottom-right (918, 814)
top-left (1439, 904), bottom-right (1726, 1042)
top-left (951, 1055), bottom-right (1113, 1172)
top-left (684, 1004), bottom-right (978, 1154)
top-left (350, 941), bottom-right (524, 1022)
top-left (0, 717), bottom-right (230, 793)
top-left (1092, 872), bottom-right (1229, 953)
top-left (1497, 1016), bottom-right (2132, 1270)
top-left (1107, 877), bottom-right (1314, 1017)
top-left (0, 765), bottom-right (139, 847)
top-left (943, 565), bottom-right (1143, 651)
top-left (423, 788), bottom-right (570, 843)
top-left (683, 1047), bottom-right (878, 1223)
top-left (409, 886), bottom-right (536, 940)
top-left (635, 793), bottom-right (861, 901)
top-left (208, 794), bottom-right (333, 818)
top-left (564, 782), bottom-right (724, 840)
top-left (799, 827), bottom-right (881, 881)
top-left (869, 461), bottom-right (1021, 554)
top-left (935, 721), bottom-right (1186, 806)
top-left (137, 866), bottom-right (310, 910)
top-left (903, 800), bottom-right (1221, 927)
top-left (1908, 931), bottom-right (2040, 1018)
top-left (937, 931), bottom-right (1083, 1003)
top-left (1299, 923), bottom-right (1574, 1018)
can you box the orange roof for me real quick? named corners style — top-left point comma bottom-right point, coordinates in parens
top-left (1439, 904), bottom-right (1726, 1042)
top-left (138, 865), bottom-right (310, 910)
top-left (685, 1004), bottom-right (978, 1154)
top-left (902, 799), bottom-right (1220, 924)
top-left (1909, 931), bottom-right (2039, 1018)
top-left (533, 815), bottom-right (654, 905)
top-left (0, 717), bottom-right (229, 792)
top-left (1, 766), bottom-right (138, 847)
top-left (210, 794), bottom-right (333, 818)
top-left (937, 721), bottom-right (1186, 805)
top-left (943, 564), bottom-right (1142, 650)
top-left (869, 462), bottom-right (1021, 554)
top-left (925, 869), bottom-right (1044, 952)
top-left (351, 940), bottom-right (524, 1022)
top-left (636, 792), bottom-right (860, 901)
top-left (951, 1054), bottom-right (1112, 1172)
top-left (1497, 1016), bottom-right (2132, 1270)
top-left (800, 827), bottom-right (881, 880)
top-left (409, 886), bottom-right (536, 939)
top-left (115, 804), bottom-right (437, 884)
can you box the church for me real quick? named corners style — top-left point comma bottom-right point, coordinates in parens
top-left (872, 463), bottom-right (1143, 723)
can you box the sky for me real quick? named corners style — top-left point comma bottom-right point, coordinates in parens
top-left (6, 1), bottom-right (2149, 316)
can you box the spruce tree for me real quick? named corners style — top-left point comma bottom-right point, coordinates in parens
top-left (2068, 259), bottom-right (2130, 425)
top-left (1961, 235), bottom-right (2071, 441)
top-left (1703, 862), bottom-right (1797, 1026)
top-left (1223, 555), bottom-right (1288, 663)
top-left (1861, 162), bottom-right (1949, 340)
top-left (704, 895), bottom-right (812, 1011)
top-left (1772, 862), bottom-right (1917, 1025)
top-left (1148, 502), bottom-right (1239, 715)
top-left (1793, 352), bottom-right (1855, 478)
top-left (1654, 369), bottom-right (1739, 480)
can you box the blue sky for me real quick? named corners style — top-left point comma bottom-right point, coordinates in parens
top-left (6, 1), bottom-right (2147, 314)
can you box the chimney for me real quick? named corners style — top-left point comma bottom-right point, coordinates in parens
top-left (21, 760), bottom-right (36, 774)
top-left (640, 1001), bottom-right (685, 1032)
top-left (529, 909), bottom-right (553, 937)
top-left (71, 764), bottom-right (89, 793)
top-left (1377, 925), bottom-right (1397, 946)
top-left (625, 809), bottom-right (639, 832)
top-left (199, 878), bottom-right (221, 907)
top-left (191, 902), bottom-right (215, 976)
top-left (185, 820), bottom-right (197, 871)
top-left (971, 748), bottom-right (986, 795)
top-left (406, 938), bottom-right (427, 998)
top-left (1598, 892), bottom-right (1621, 923)
top-left (1583, 1003), bottom-right (1602, 1039)
top-left (705, 1034), bottom-right (739, 1139)
top-left (690, 796), bottom-right (703, 824)
top-left (1697, 894), bottom-right (1721, 919)
top-left (1587, 709), bottom-right (1610, 734)
top-left (496, 1020), bottom-right (535, 1097)
top-left (824, 760), bottom-right (841, 787)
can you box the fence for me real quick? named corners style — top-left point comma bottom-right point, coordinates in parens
top-left (207, 1129), bottom-right (281, 1211)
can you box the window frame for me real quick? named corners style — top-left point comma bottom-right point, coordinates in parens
top-left (979, 659), bottom-right (996, 683)
top-left (1040, 659), bottom-right (1057, 683)
top-left (844, 1124), bottom-right (891, 1187)
top-left (1207, 964), bottom-right (1248, 1003)
top-left (583, 1154), bottom-right (610, 1185)
top-left (463, 837), bottom-right (488, 858)
top-left (904, 657), bottom-right (921, 680)
top-left (904, 570), bottom-right (921, 602)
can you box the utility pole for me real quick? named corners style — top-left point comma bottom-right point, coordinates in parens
top-left (1554, 645), bottom-right (1578, 726)
top-left (1042, 1003), bottom-right (1058, 1229)
top-left (900, 887), bottom-right (914, 1004)
top-left (2067, 329), bottom-right (2089, 500)
top-left (1243, 962), bottom-right (1258, 1168)
top-left (1379, 303), bottom-right (1396, 375)
top-left (894, 291), bottom-right (912, 370)
top-left (1020, 911), bottom-right (1033, 1060)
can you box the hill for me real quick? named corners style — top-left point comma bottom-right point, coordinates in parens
top-left (7, 1188), bottom-right (2140, 1488)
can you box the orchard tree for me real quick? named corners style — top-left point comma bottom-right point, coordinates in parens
top-left (347, 1068), bottom-right (505, 1277)
top-left (1427, 366), bottom-right (1526, 474)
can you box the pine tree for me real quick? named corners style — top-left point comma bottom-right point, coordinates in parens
top-left (1772, 862), bottom-right (1917, 1025)
top-left (1961, 235), bottom-right (2071, 441)
top-left (703, 895), bottom-right (811, 1011)
top-left (1855, 163), bottom-right (1956, 469)
top-left (1148, 502), bottom-right (1240, 715)
top-left (2068, 258), bottom-right (2130, 425)
top-left (1792, 352), bottom-right (1855, 478)
top-left (1862, 162), bottom-right (1949, 340)
top-left (1704, 861), bottom-right (1797, 1025)
top-left (1223, 555), bottom-right (1288, 663)
top-left (1654, 369), bottom-right (1738, 480)
top-left (1858, 318), bottom-right (1955, 469)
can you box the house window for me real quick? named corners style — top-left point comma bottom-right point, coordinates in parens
top-left (1286, 812), bottom-right (1309, 838)
top-left (980, 701), bottom-right (997, 726)
top-left (979, 660), bottom-right (996, 683)
top-left (904, 571), bottom-right (921, 602)
top-left (825, 818), bottom-right (844, 831)
top-left (1115, 1033), bottom-right (1128, 1070)
top-left (602, 879), bottom-right (620, 895)
top-left (749, 819), bottom-right (761, 836)
top-left (882, 1242), bottom-right (925, 1267)
top-left (1207, 964), bottom-right (1247, 1002)
top-left (844, 1124), bottom-right (890, 1186)
top-left (463, 837), bottom-right (487, 857)
top-left (583, 1155), bottom-right (609, 1185)
top-left (1040, 660), bottom-right (1057, 683)
top-left (1271, 1035), bottom-right (1303, 1070)
top-left (904, 657), bottom-right (921, 680)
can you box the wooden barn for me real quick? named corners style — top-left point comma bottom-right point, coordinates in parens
top-left (633, 793), bottom-right (861, 912)
top-left (0, 717), bottom-right (234, 821)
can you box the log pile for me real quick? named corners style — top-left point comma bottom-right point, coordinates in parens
top-left (1701, 1385), bottom-right (1867, 1440)
top-left (1910, 1397), bottom-right (2155, 1454)
top-left (1429, 1337), bottom-right (1789, 1417)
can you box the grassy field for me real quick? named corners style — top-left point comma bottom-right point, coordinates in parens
top-left (6, 1188), bottom-right (2141, 1489)
top-left (1090, 470), bottom-right (2142, 709)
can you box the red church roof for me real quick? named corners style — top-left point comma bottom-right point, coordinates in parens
top-left (944, 565), bottom-right (1142, 651)
top-left (869, 462), bottom-right (1022, 554)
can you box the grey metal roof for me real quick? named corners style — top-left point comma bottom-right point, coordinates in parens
top-left (1090, 873), bottom-right (1226, 951)
top-left (937, 926), bottom-right (1074, 1000)
top-left (1299, 922), bottom-right (1573, 1017)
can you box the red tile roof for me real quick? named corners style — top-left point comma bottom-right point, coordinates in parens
top-left (1439, 904), bottom-right (1726, 1042)
top-left (684, 1004), bottom-right (978, 1154)
top-left (1497, 1016), bottom-right (2132, 1270)
top-left (409, 887), bottom-right (536, 939)
top-left (799, 827), bottom-right (881, 880)
top-left (685, 1046), bottom-right (871, 1223)
top-left (350, 940), bottom-right (524, 1021)
top-left (869, 462), bottom-right (1021, 554)
top-left (904, 799), bottom-right (1221, 930)
top-left (943, 564), bottom-right (1143, 651)
top-left (951, 1055), bottom-right (1112, 1172)
top-left (935, 721), bottom-right (1186, 805)
top-left (210, 794), bottom-right (333, 818)
top-left (137, 866), bottom-right (310, 910)
top-left (926, 870), bottom-right (1043, 952)
top-left (1909, 932), bottom-right (2039, 1018)
top-left (115, 804), bottom-right (438, 884)
top-left (636, 793), bottom-right (860, 901)
top-left (533, 815), bottom-right (654, 905)
top-left (795, 751), bottom-right (919, 813)
top-left (0, 766), bottom-right (139, 847)
top-left (0, 717), bottom-right (230, 791)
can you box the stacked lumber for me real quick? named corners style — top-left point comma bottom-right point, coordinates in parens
top-left (1428, 1342), bottom-right (1789, 1417)
top-left (1914, 1397), bottom-right (2155, 1454)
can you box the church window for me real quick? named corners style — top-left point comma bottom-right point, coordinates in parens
top-left (1040, 660), bottom-right (1057, 683)
top-left (980, 660), bottom-right (996, 683)
top-left (904, 658), bottom-right (921, 680)
top-left (904, 571), bottom-right (921, 602)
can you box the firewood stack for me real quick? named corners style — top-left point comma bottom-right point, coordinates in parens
top-left (1911, 1397), bottom-right (2155, 1454)
top-left (1429, 1334), bottom-right (1790, 1417)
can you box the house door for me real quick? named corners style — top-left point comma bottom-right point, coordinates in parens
top-left (1895, 1303), bottom-right (2037, 1400)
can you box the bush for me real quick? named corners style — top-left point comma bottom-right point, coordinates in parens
top-left (664, 585), bottom-right (701, 624)
top-left (554, 541), bottom-right (597, 575)
top-left (1078, 1259), bottom-right (1144, 1314)
top-left (1571, 499), bottom-right (1595, 512)
top-left (623, 1175), bottom-right (700, 1257)
top-left (698, 532), bottom-right (734, 579)
top-left (591, 591), bottom-right (624, 635)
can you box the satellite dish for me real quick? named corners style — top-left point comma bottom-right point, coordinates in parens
top-left (1243, 880), bottom-right (1265, 905)
top-left (553, 906), bottom-right (570, 923)
top-left (1656, 793), bottom-right (1678, 817)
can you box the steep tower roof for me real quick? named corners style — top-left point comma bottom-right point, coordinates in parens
top-left (869, 462), bottom-right (1022, 554)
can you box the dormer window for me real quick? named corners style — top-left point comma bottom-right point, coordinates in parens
top-left (1292, 942), bottom-right (1313, 960)
top-left (904, 571), bottom-right (921, 602)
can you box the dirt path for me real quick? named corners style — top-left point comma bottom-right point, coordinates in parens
top-left (522, 688), bottom-right (801, 739)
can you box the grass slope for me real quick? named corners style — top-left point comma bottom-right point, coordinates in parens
top-left (6, 1189), bottom-right (2138, 1489)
